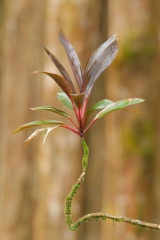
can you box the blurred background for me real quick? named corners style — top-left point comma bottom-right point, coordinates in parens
top-left (0, 0), bottom-right (160, 239)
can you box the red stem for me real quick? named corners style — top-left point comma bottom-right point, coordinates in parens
top-left (68, 117), bottom-right (79, 130)
top-left (81, 98), bottom-right (88, 120)
top-left (62, 125), bottom-right (81, 136)
top-left (71, 99), bottom-right (80, 122)
top-left (80, 98), bottom-right (88, 129)
top-left (83, 118), bottom-right (97, 135)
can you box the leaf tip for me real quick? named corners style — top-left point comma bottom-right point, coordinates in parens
top-left (128, 98), bottom-right (145, 103)
top-left (58, 27), bottom-right (64, 37)
top-left (12, 128), bottom-right (20, 134)
top-left (31, 70), bottom-right (41, 75)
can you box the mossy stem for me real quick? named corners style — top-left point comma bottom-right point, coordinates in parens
top-left (64, 138), bottom-right (160, 231)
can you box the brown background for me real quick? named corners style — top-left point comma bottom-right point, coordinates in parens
top-left (0, 0), bottom-right (160, 239)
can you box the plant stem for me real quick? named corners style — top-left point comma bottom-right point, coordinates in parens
top-left (83, 118), bottom-right (96, 135)
top-left (64, 138), bottom-right (160, 231)
top-left (64, 138), bottom-right (88, 230)
top-left (62, 125), bottom-right (81, 136)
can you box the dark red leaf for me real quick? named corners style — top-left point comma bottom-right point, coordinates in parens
top-left (32, 71), bottom-right (75, 97)
top-left (70, 93), bottom-right (85, 109)
top-left (59, 29), bottom-right (83, 90)
top-left (37, 38), bottom-right (76, 94)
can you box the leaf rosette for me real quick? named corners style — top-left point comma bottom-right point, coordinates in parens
top-left (13, 30), bottom-right (144, 143)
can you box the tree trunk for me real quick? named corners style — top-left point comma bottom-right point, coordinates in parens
top-left (0, 1), bottom-right (46, 239)
top-left (0, 0), bottom-right (159, 240)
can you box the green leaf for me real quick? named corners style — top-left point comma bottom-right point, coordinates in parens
top-left (128, 98), bottom-right (145, 106)
top-left (30, 106), bottom-right (70, 118)
top-left (85, 99), bottom-right (113, 117)
top-left (95, 98), bottom-right (144, 119)
top-left (57, 92), bottom-right (73, 110)
top-left (12, 120), bottom-right (65, 134)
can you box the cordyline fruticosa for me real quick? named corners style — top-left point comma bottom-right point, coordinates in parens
top-left (13, 30), bottom-right (143, 139)
top-left (13, 30), bottom-right (160, 231)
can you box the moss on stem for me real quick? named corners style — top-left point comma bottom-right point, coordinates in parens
top-left (64, 138), bottom-right (160, 231)
top-left (64, 138), bottom-right (88, 230)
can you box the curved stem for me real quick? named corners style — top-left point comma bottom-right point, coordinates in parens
top-left (64, 139), bottom-right (160, 231)
top-left (64, 138), bottom-right (88, 230)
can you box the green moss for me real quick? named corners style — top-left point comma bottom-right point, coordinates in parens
top-left (64, 138), bottom-right (89, 230)
top-left (64, 137), bottom-right (157, 231)
top-left (81, 138), bottom-right (89, 170)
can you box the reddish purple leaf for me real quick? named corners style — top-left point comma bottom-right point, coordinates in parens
top-left (32, 71), bottom-right (75, 97)
top-left (37, 38), bottom-right (76, 94)
top-left (59, 29), bottom-right (83, 90)
top-left (70, 93), bottom-right (85, 109)
top-left (83, 35), bottom-right (118, 97)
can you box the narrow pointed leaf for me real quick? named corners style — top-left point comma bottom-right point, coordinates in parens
top-left (42, 127), bottom-right (59, 146)
top-left (84, 35), bottom-right (117, 74)
top-left (12, 120), bottom-right (65, 134)
top-left (24, 128), bottom-right (46, 145)
top-left (95, 98), bottom-right (144, 119)
top-left (32, 71), bottom-right (74, 97)
top-left (85, 99), bottom-right (113, 117)
top-left (37, 38), bottom-right (76, 93)
top-left (24, 127), bottom-right (59, 146)
top-left (84, 35), bottom-right (118, 97)
top-left (59, 29), bottom-right (83, 90)
top-left (30, 106), bottom-right (70, 118)
top-left (57, 92), bottom-right (73, 110)
top-left (128, 98), bottom-right (145, 105)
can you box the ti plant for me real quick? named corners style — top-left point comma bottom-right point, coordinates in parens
top-left (13, 30), bottom-right (160, 231)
